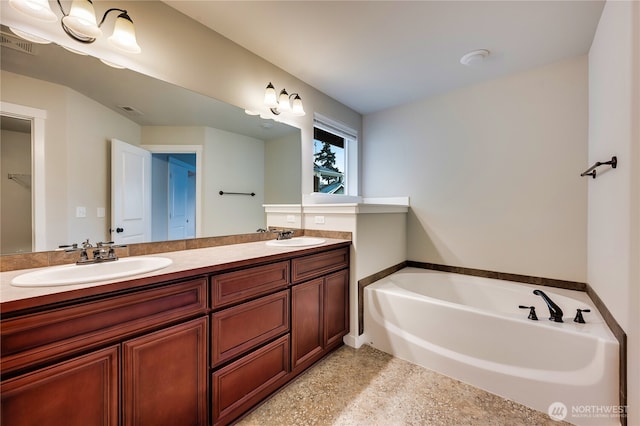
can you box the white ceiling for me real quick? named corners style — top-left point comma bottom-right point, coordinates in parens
top-left (165, 0), bottom-right (605, 115)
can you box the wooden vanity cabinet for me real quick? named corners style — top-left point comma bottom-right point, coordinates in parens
top-left (210, 263), bottom-right (292, 426)
top-left (210, 247), bottom-right (349, 426)
top-left (1, 277), bottom-right (208, 426)
top-left (290, 248), bottom-right (349, 373)
top-left (291, 269), bottom-right (349, 373)
top-left (1, 243), bottom-right (350, 426)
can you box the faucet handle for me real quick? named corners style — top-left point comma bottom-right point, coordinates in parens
top-left (59, 243), bottom-right (79, 252)
top-left (519, 305), bottom-right (538, 321)
top-left (573, 308), bottom-right (591, 324)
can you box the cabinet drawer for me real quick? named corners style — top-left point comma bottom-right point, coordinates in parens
top-left (1, 278), bottom-right (207, 375)
top-left (212, 290), bottom-right (289, 367)
top-left (211, 261), bottom-right (289, 309)
top-left (212, 334), bottom-right (290, 425)
top-left (291, 248), bottom-right (349, 284)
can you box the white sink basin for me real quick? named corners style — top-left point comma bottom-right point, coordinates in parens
top-left (266, 237), bottom-right (326, 247)
top-left (11, 256), bottom-right (173, 287)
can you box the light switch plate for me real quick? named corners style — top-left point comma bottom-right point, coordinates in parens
top-left (76, 206), bottom-right (86, 218)
top-left (314, 215), bottom-right (325, 224)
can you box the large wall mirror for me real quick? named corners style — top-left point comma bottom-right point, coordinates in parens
top-left (0, 26), bottom-right (302, 254)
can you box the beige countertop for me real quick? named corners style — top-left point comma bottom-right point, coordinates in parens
top-left (0, 238), bottom-right (350, 312)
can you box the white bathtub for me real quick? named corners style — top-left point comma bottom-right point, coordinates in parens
top-left (363, 268), bottom-right (620, 426)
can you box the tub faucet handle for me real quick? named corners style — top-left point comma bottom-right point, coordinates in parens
top-left (573, 308), bottom-right (591, 324)
top-left (519, 305), bottom-right (538, 321)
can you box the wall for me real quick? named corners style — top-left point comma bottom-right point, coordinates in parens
top-left (142, 126), bottom-right (267, 236)
top-left (588, 1), bottom-right (640, 422)
top-left (363, 56), bottom-right (588, 282)
top-left (66, 89), bottom-right (140, 244)
top-left (264, 132), bottom-right (302, 205)
top-left (1, 70), bottom-right (141, 248)
top-left (204, 127), bottom-right (266, 236)
top-left (0, 128), bottom-right (31, 253)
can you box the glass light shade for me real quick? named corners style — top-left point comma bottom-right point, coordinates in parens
top-left (9, 27), bottom-right (51, 44)
top-left (63, 0), bottom-right (101, 38)
top-left (278, 89), bottom-right (291, 111)
top-left (264, 83), bottom-right (278, 108)
top-left (9, 0), bottom-right (57, 22)
top-left (291, 94), bottom-right (305, 116)
top-left (108, 13), bottom-right (141, 54)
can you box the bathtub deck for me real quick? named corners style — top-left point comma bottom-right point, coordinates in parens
top-left (237, 344), bottom-right (569, 426)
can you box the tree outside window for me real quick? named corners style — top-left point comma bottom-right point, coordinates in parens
top-left (313, 127), bottom-right (345, 194)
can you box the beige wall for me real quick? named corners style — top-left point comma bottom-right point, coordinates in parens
top-left (363, 56), bottom-right (589, 282)
top-left (142, 126), bottom-right (270, 236)
top-left (265, 132), bottom-right (303, 205)
top-left (1, 70), bottom-right (141, 248)
top-left (0, 128), bottom-right (31, 253)
top-left (588, 1), bottom-right (640, 422)
top-left (203, 127), bottom-right (266, 236)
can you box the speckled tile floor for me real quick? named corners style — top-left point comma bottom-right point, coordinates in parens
top-left (237, 345), bottom-right (571, 426)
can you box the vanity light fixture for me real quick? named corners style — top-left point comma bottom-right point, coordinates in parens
top-left (264, 82), bottom-right (305, 116)
top-left (8, 0), bottom-right (141, 54)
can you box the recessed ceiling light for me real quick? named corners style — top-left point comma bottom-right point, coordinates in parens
top-left (460, 49), bottom-right (490, 66)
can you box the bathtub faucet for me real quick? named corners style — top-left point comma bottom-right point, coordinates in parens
top-left (533, 290), bottom-right (563, 322)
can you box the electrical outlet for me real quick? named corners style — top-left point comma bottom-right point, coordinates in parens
top-left (286, 215), bottom-right (295, 223)
top-left (314, 215), bottom-right (325, 224)
top-left (76, 206), bottom-right (86, 218)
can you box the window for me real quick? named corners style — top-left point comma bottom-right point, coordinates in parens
top-left (313, 115), bottom-right (358, 196)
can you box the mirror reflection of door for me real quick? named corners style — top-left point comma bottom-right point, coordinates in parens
top-left (152, 153), bottom-right (196, 242)
top-left (111, 139), bottom-right (152, 245)
top-left (1, 115), bottom-right (32, 254)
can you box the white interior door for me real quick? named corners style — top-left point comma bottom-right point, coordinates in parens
top-left (167, 156), bottom-right (192, 240)
top-left (111, 139), bottom-right (151, 244)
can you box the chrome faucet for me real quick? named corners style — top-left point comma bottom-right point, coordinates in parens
top-left (60, 239), bottom-right (125, 265)
top-left (270, 228), bottom-right (294, 240)
top-left (533, 289), bottom-right (564, 322)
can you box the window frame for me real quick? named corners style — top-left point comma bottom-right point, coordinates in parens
top-left (313, 114), bottom-right (358, 197)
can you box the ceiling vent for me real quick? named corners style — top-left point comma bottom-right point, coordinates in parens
top-left (0, 31), bottom-right (35, 55)
top-left (117, 105), bottom-right (144, 116)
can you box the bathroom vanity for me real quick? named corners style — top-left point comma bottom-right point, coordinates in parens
top-left (0, 239), bottom-right (350, 426)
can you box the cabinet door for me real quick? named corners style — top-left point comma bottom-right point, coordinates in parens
top-left (324, 269), bottom-right (349, 348)
top-left (123, 317), bottom-right (208, 426)
top-left (1, 346), bottom-right (119, 426)
top-left (291, 278), bottom-right (324, 371)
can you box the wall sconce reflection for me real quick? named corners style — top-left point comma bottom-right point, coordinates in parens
top-left (9, 0), bottom-right (141, 54)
